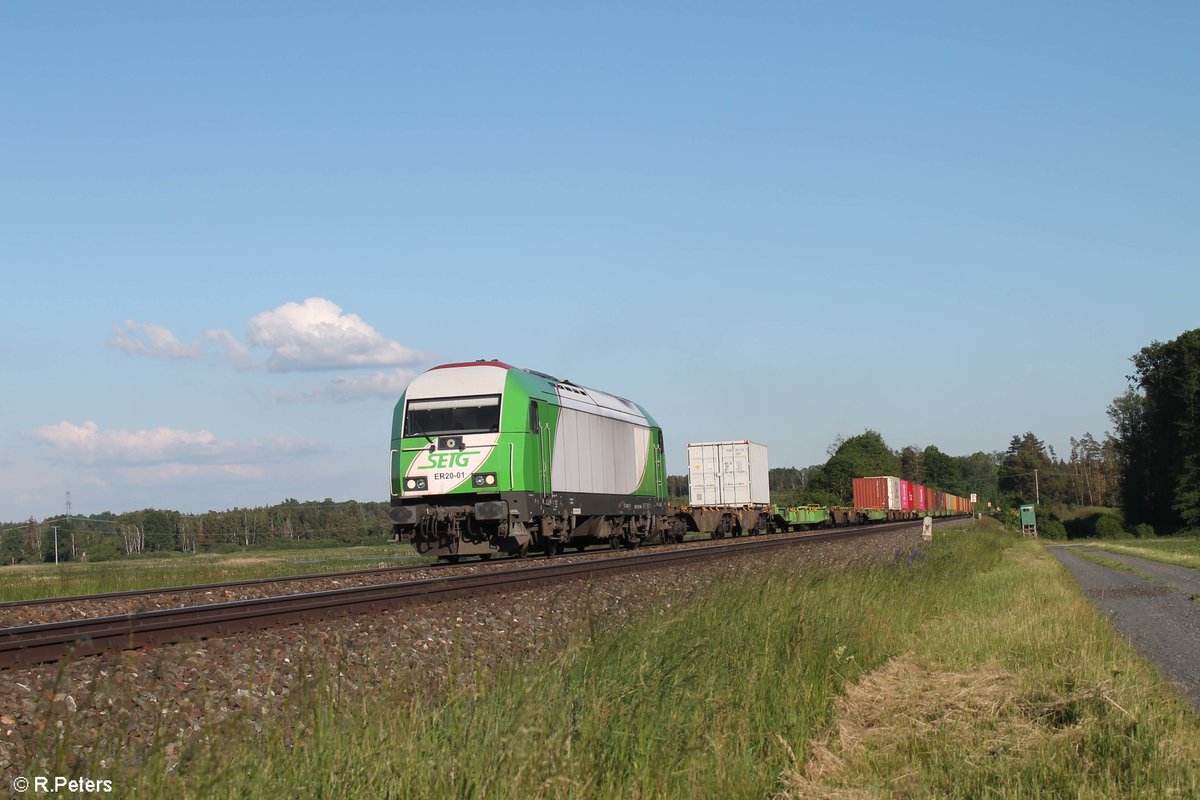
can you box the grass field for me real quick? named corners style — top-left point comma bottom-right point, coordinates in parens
top-left (1088, 535), bottom-right (1200, 569)
top-left (0, 543), bottom-right (424, 602)
top-left (27, 519), bottom-right (1196, 798)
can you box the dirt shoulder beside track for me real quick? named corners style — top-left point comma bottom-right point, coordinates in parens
top-left (1049, 544), bottom-right (1200, 712)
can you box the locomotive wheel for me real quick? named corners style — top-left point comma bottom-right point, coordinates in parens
top-left (447, 555), bottom-right (461, 564)
top-left (479, 554), bottom-right (492, 561)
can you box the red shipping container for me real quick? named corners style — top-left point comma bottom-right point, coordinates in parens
top-left (899, 480), bottom-right (914, 510)
top-left (853, 477), bottom-right (887, 510)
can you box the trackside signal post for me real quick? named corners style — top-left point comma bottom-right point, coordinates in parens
top-left (1020, 504), bottom-right (1037, 537)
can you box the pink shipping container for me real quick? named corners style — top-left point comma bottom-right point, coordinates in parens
top-left (853, 476), bottom-right (903, 510)
top-left (899, 480), bottom-right (915, 510)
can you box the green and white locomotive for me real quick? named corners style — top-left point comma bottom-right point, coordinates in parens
top-left (389, 360), bottom-right (669, 560)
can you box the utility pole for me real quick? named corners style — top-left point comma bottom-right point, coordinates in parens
top-left (51, 525), bottom-right (59, 565)
top-left (65, 490), bottom-right (75, 559)
top-left (1034, 469), bottom-right (1040, 506)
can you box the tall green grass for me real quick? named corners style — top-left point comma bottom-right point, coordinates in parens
top-left (134, 536), bottom-right (995, 798)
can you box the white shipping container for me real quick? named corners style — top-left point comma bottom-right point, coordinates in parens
top-left (687, 440), bottom-right (770, 506)
top-left (887, 476), bottom-right (901, 510)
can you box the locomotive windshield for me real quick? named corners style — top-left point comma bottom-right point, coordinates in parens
top-left (404, 395), bottom-right (501, 437)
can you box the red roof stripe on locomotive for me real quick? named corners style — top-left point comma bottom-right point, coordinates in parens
top-left (428, 361), bottom-right (514, 371)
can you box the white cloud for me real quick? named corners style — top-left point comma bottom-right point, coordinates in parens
top-left (247, 297), bottom-right (427, 372)
top-left (271, 368), bottom-right (417, 404)
top-left (31, 421), bottom-right (324, 466)
top-left (109, 321), bottom-right (200, 359)
top-left (202, 328), bottom-right (256, 370)
top-left (109, 297), bottom-right (429, 388)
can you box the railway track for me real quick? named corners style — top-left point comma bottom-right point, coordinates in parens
top-left (0, 517), bottom-right (961, 670)
top-left (0, 515), bottom-right (960, 613)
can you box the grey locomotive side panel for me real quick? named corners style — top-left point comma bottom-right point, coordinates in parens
top-left (551, 407), bottom-right (649, 495)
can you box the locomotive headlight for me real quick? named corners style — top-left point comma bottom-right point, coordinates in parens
top-left (471, 472), bottom-right (497, 489)
top-left (404, 477), bottom-right (428, 492)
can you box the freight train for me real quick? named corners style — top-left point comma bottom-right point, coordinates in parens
top-left (389, 361), bottom-right (972, 560)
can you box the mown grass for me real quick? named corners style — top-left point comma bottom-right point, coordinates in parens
top-left (33, 521), bottom-right (1200, 798)
top-left (1088, 535), bottom-right (1200, 570)
top-left (0, 544), bottom-right (424, 603)
top-left (785, 532), bottom-right (1200, 798)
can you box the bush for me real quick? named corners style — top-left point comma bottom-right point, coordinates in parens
top-left (1040, 520), bottom-right (1067, 541)
top-left (86, 542), bottom-right (122, 562)
top-left (1133, 523), bottom-right (1156, 539)
top-left (1095, 516), bottom-right (1128, 539)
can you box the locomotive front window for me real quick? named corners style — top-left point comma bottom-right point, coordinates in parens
top-left (404, 395), bottom-right (501, 437)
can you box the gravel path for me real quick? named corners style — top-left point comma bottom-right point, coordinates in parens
top-left (1049, 545), bottom-right (1200, 713)
top-left (0, 525), bottom-right (926, 778)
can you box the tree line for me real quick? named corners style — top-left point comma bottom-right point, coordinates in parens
top-left (1108, 328), bottom-right (1200, 533)
top-left (667, 328), bottom-right (1200, 539)
top-left (1, 499), bottom-right (393, 564)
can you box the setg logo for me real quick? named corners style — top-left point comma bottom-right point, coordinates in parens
top-left (421, 451), bottom-right (480, 470)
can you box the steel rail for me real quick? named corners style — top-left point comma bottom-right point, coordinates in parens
top-left (0, 517), bottom-right (958, 670)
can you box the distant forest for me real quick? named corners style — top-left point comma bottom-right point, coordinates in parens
top-left (3, 330), bottom-right (1197, 563)
top-left (1, 500), bottom-right (393, 565)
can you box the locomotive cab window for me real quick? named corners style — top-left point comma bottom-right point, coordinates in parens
top-left (404, 395), bottom-right (501, 437)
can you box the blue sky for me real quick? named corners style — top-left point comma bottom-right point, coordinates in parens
top-left (2, 2), bottom-right (1196, 521)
